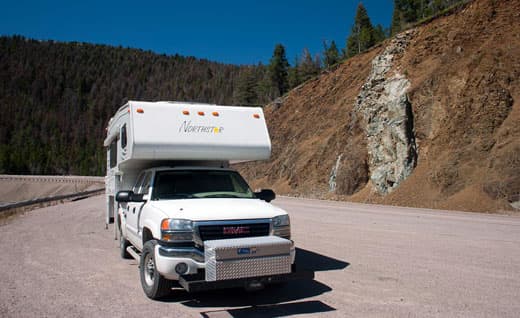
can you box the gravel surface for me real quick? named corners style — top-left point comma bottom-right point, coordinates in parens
top-left (1, 195), bottom-right (519, 317)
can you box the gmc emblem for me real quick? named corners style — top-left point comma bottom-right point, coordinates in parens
top-left (223, 226), bottom-right (250, 235)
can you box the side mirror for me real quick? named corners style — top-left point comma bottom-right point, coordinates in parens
top-left (116, 191), bottom-right (134, 202)
top-left (116, 191), bottom-right (146, 202)
top-left (255, 189), bottom-right (276, 202)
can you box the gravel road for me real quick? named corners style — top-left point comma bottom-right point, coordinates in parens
top-left (1, 195), bottom-right (519, 317)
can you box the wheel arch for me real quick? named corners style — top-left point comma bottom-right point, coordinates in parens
top-left (142, 227), bottom-right (154, 245)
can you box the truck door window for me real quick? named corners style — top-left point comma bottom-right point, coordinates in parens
top-left (138, 172), bottom-right (152, 195)
top-left (133, 172), bottom-right (146, 193)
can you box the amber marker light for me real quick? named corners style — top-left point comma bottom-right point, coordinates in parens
top-left (253, 114), bottom-right (260, 119)
top-left (198, 111), bottom-right (205, 116)
top-left (136, 108), bottom-right (144, 113)
top-left (161, 219), bottom-right (169, 231)
top-left (182, 110), bottom-right (190, 115)
top-left (212, 112), bottom-right (219, 117)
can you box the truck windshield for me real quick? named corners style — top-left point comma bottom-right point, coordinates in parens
top-left (152, 170), bottom-right (255, 200)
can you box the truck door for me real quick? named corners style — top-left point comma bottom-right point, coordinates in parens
top-left (125, 172), bottom-right (151, 247)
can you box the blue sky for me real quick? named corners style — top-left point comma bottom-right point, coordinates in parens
top-left (0, 0), bottom-right (394, 65)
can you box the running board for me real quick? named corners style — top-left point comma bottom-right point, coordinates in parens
top-left (126, 246), bottom-right (141, 261)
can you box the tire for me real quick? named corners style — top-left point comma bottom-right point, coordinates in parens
top-left (140, 240), bottom-right (174, 299)
top-left (119, 220), bottom-right (132, 259)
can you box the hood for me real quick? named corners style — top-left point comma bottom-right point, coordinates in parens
top-left (148, 198), bottom-right (287, 221)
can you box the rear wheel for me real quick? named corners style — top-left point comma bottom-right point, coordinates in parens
top-left (140, 240), bottom-right (174, 299)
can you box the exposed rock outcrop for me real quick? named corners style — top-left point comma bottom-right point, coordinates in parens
top-left (329, 154), bottom-right (342, 192)
top-left (355, 30), bottom-right (417, 194)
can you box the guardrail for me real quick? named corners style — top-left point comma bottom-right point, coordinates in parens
top-left (0, 188), bottom-right (105, 213)
top-left (0, 175), bottom-right (104, 183)
top-left (0, 175), bottom-right (105, 214)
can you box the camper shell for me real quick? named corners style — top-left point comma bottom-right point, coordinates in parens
top-left (104, 101), bottom-right (271, 224)
top-left (104, 101), bottom-right (312, 299)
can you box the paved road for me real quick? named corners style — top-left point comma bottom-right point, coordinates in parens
top-left (1, 195), bottom-right (519, 317)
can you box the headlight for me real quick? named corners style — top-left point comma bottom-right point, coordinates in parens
top-left (272, 214), bottom-right (291, 239)
top-left (272, 214), bottom-right (290, 227)
top-left (161, 218), bottom-right (193, 231)
top-left (160, 218), bottom-right (193, 242)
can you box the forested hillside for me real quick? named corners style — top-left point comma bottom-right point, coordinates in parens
top-left (0, 36), bottom-right (259, 175)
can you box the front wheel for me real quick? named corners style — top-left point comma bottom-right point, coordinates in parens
top-left (140, 240), bottom-right (174, 299)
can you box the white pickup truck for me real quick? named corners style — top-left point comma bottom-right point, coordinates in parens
top-left (104, 101), bottom-right (312, 299)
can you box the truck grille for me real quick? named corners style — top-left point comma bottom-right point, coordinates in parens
top-left (197, 223), bottom-right (270, 241)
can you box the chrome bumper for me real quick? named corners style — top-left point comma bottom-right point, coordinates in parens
top-left (158, 245), bottom-right (204, 263)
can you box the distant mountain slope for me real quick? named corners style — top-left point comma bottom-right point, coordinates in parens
top-left (238, 0), bottom-right (520, 213)
top-left (0, 37), bottom-right (246, 175)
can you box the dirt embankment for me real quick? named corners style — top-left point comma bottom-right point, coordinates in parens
top-left (237, 0), bottom-right (520, 213)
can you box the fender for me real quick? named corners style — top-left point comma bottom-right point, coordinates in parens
top-left (138, 204), bottom-right (165, 250)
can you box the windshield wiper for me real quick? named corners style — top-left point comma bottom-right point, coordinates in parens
top-left (157, 193), bottom-right (194, 200)
top-left (202, 194), bottom-right (243, 198)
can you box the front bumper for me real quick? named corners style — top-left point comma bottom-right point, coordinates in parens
top-left (155, 245), bottom-right (205, 280)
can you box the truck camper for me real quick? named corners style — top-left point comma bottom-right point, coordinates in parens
top-left (104, 101), bottom-right (312, 299)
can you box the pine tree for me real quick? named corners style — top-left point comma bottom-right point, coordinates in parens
top-left (392, 0), bottom-right (465, 35)
top-left (288, 56), bottom-right (301, 89)
top-left (391, 1), bottom-right (403, 35)
top-left (298, 48), bottom-right (320, 82)
top-left (345, 3), bottom-right (376, 58)
top-left (268, 44), bottom-right (290, 97)
top-left (233, 67), bottom-right (258, 105)
top-left (373, 24), bottom-right (387, 43)
top-left (323, 40), bottom-right (340, 68)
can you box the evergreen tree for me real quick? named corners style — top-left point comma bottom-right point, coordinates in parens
top-left (288, 56), bottom-right (302, 89)
top-left (392, 0), bottom-right (464, 35)
top-left (391, 1), bottom-right (403, 35)
top-left (323, 40), bottom-right (340, 68)
top-left (268, 44), bottom-right (290, 97)
top-left (345, 3), bottom-right (376, 58)
top-left (233, 67), bottom-right (258, 105)
top-left (373, 24), bottom-right (387, 43)
top-left (298, 48), bottom-right (320, 82)
top-left (256, 63), bottom-right (277, 103)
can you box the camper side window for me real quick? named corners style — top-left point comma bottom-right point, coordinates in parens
top-left (120, 124), bottom-right (127, 149)
top-left (109, 140), bottom-right (117, 168)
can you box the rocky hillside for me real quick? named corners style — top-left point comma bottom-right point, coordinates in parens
top-left (238, 0), bottom-right (520, 213)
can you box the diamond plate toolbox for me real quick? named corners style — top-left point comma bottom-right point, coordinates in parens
top-left (204, 236), bottom-right (292, 281)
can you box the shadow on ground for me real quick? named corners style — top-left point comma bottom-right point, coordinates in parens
top-left (200, 300), bottom-right (336, 317)
top-left (159, 248), bottom-right (349, 317)
top-left (294, 248), bottom-right (349, 272)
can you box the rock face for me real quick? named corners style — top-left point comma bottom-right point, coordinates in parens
top-left (328, 154), bottom-right (342, 192)
top-left (355, 30), bottom-right (417, 194)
